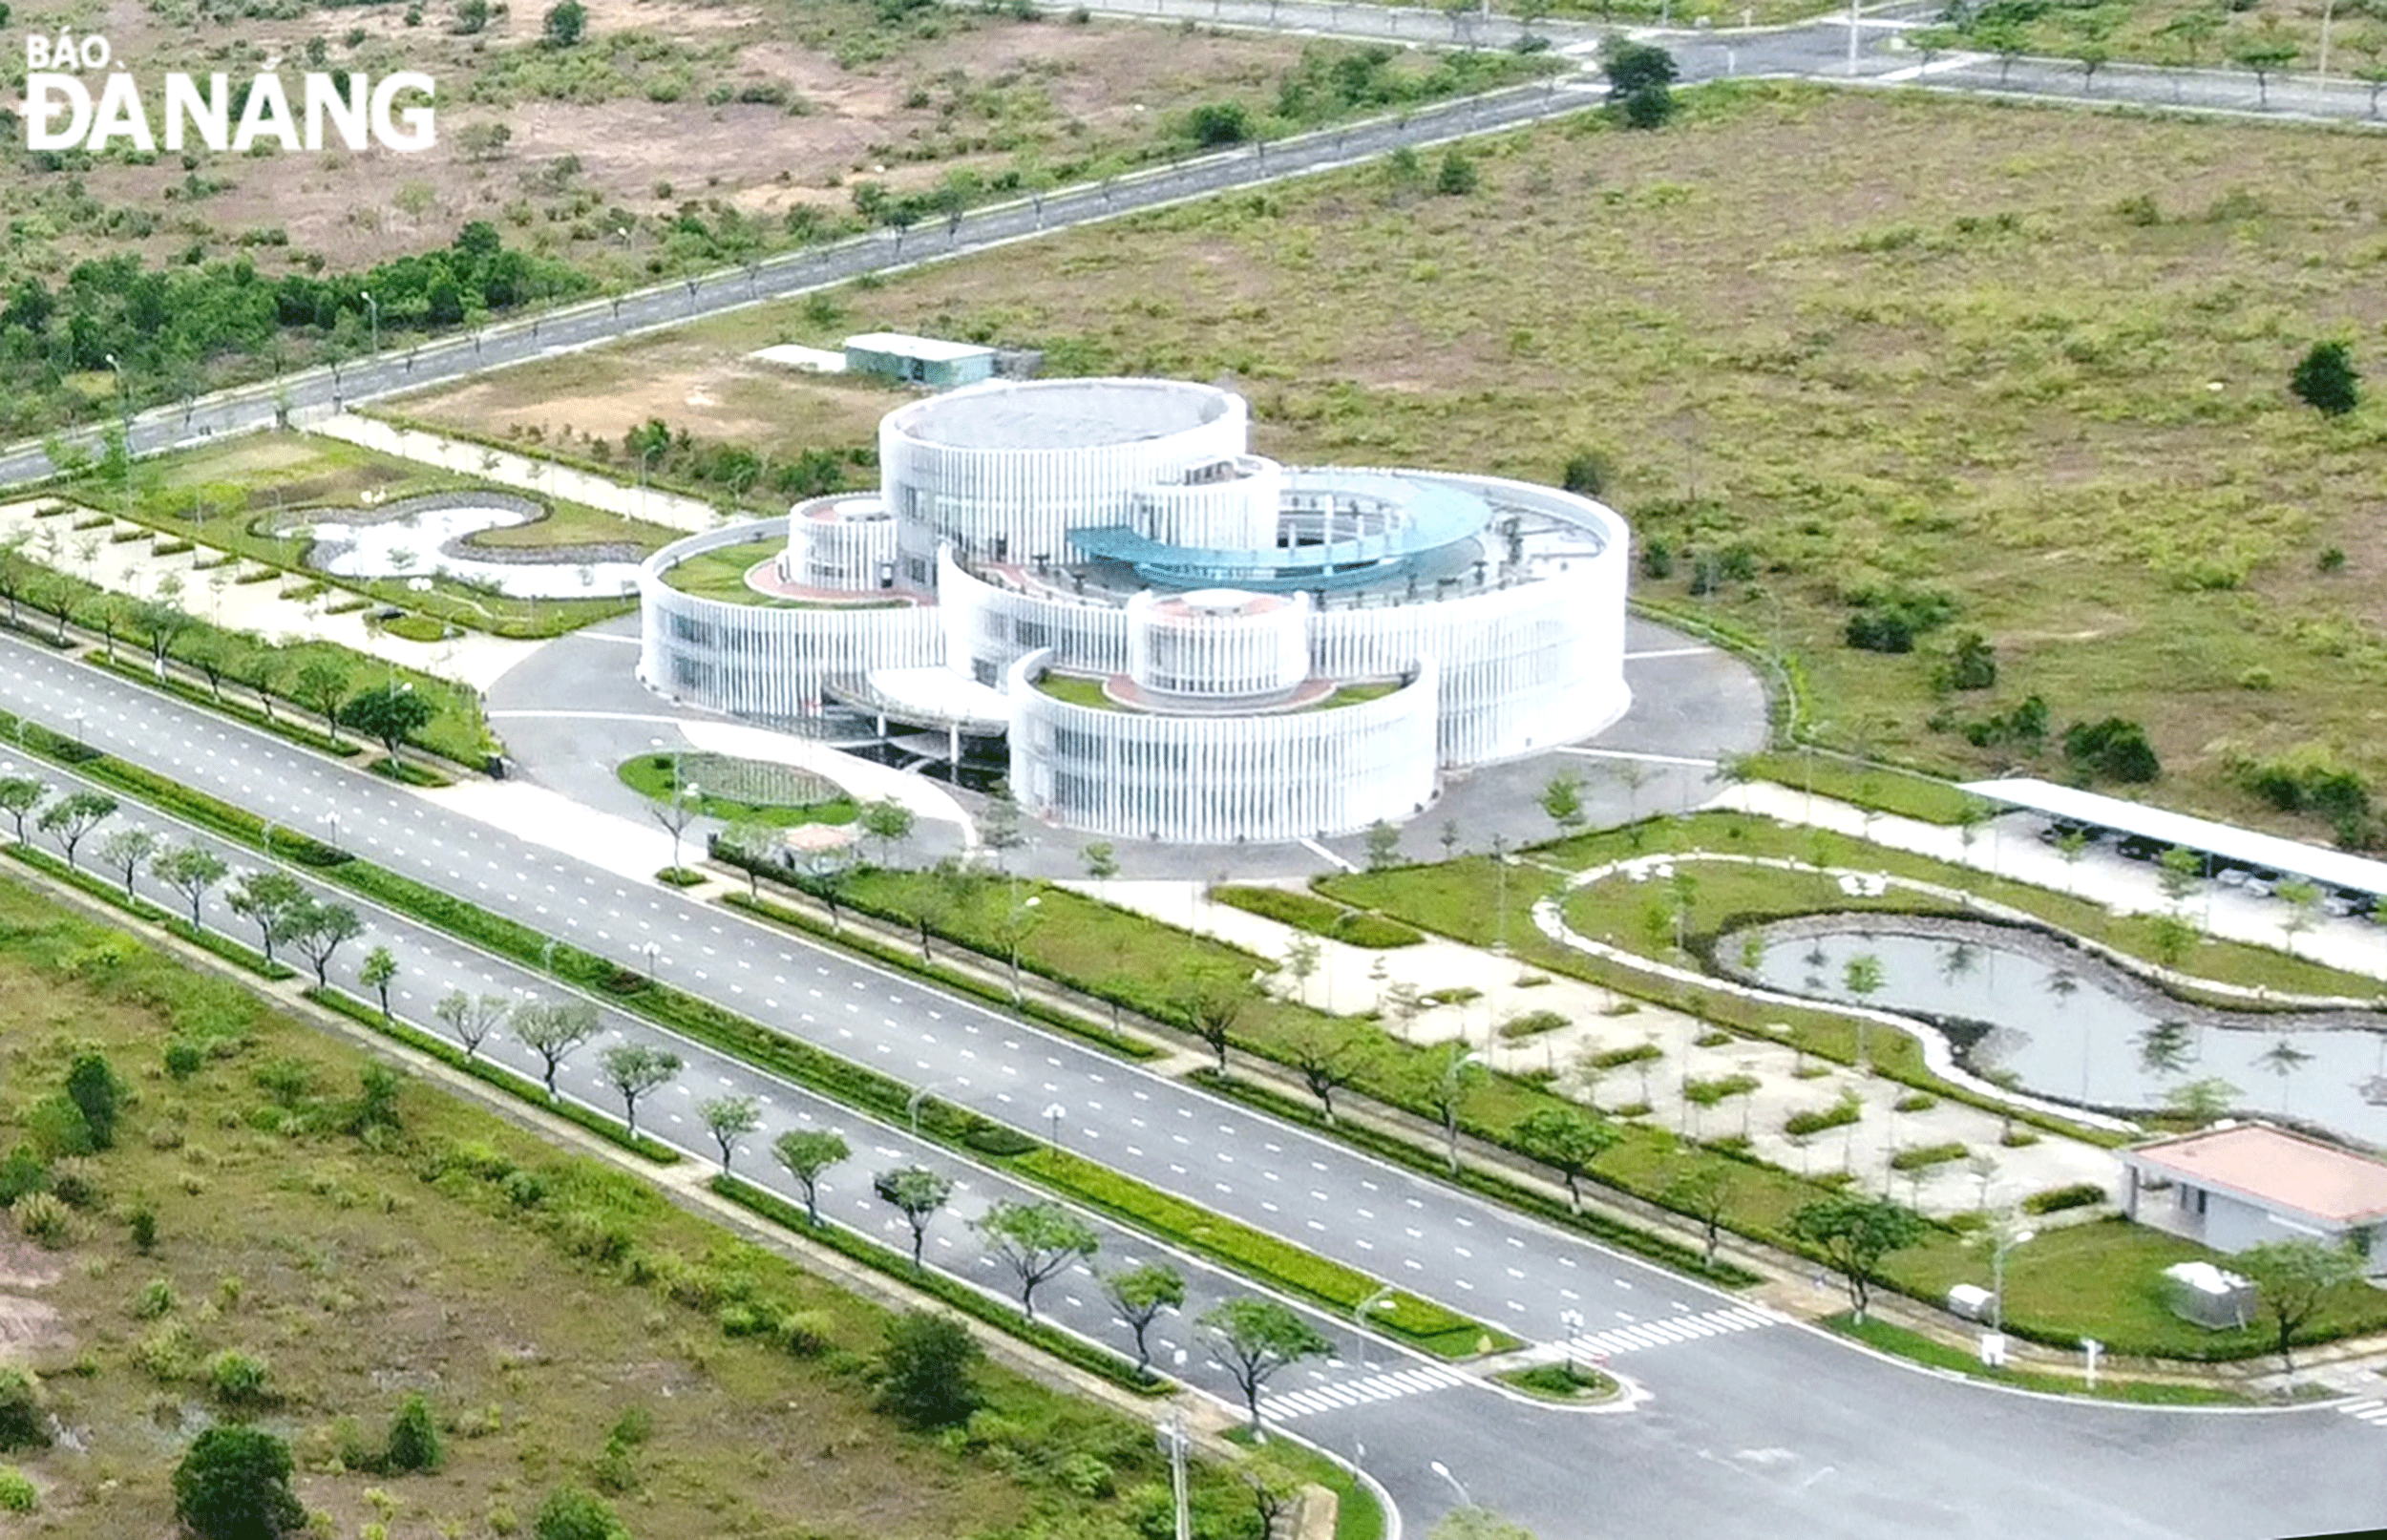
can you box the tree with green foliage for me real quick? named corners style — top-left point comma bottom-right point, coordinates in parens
top-left (1514, 1105), bottom-right (1620, 1213)
top-left (340, 684), bottom-right (434, 768)
top-left (95, 823), bottom-right (158, 899)
top-left (715, 819), bottom-right (779, 898)
top-left (700, 1094), bottom-right (761, 1175)
top-left (2291, 340), bottom-right (2361, 416)
top-left (1198, 1297), bottom-right (1333, 1435)
top-left (2164, 1075), bottom-right (2240, 1128)
top-left (434, 990), bottom-right (509, 1061)
top-left (37, 790), bottom-right (116, 868)
top-left (541, 0), bottom-right (589, 47)
top-left (874, 1165), bottom-right (953, 1269)
top-left (973, 1199), bottom-right (1101, 1320)
top-left (2161, 8), bottom-right (2219, 68)
top-left (1841, 952), bottom-right (1885, 1071)
top-left (512, 1000), bottom-right (599, 1097)
top-left (1539, 770), bottom-right (1585, 837)
top-left (1363, 818), bottom-right (1403, 871)
top-left (0, 1368), bottom-right (46, 1453)
top-left (285, 898), bottom-right (364, 989)
top-left (0, 777), bottom-right (44, 844)
top-left (876, 1311), bottom-right (982, 1428)
top-left (533, 1487), bottom-right (628, 1540)
top-left (65, 1053), bottom-right (124, 1150)
top-left (1667, 1162), bottom-right (1737, 1267)
top-left (135, 589), bottom-right (193, 684)
top-left (1433, 148), bottom-right (1479, 196)
top-left (226, 870), bottom-right (306, 964)
top-left (1101, 1261), bottom-right (1186, 1374)
top-left (292, 658), bottom-right (349, 744)
top-left (384, 1391), bottom-right (442, 1473)
top-left (359, 945), bottom-right (398, 1020)
top-left (2233, 30), bottom-right (2300, 108)
top-left (2063, 716), bottom-right (2161, 783)
top-left (859, 797), bottom-right (914, 867)
top-left (598, 1043), bottom-right (681, 1142)
top-left (173, 1424), bottom-right (306, 1540)
top-left (153, 841), bottom-right (229, 928)
top-left (1188, 101), bottom-right (1254, 147)
top-left (1787, 1193), bottom-right (1927, 1322)
top-left (980, 779), bottom-right (1026, 871)
top-left (1081, 840), bottom-right (1119, 880)
top-left (1172, 966), bottom-right (1257, 1074)
top-left (1603, 37), bottom-right (1678, 127)
top-left (1416, 1042), bottom-right (1487, 1176)
top-left (2234, 1238), bottom-right (2368, 1378)
top-left (1280, 1014), bottom-right (1373, 1126)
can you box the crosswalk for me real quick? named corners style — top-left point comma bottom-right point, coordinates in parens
top-left (2337, 1396), bottom-right (2387, 1431)
top-left (1562, 1303), bottom-right (1783, 1361)
top-left (1266, 1362), bottom-right (1471, 1422)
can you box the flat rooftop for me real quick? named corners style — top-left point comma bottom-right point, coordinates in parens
top-left (2125, 1122), bottom-right (2387, 1226)
top-left (843, 331), bottom-right (997, 363)
top-left (890, 378), bottom-right (1235, 452)
top-left (1964, 777), bottom-right (2387, 897)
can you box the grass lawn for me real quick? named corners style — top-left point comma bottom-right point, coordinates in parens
top-left (0, 876), bottom-right (1265, 1540)
top-left (69, 432), bottom-right (642, 639)
top-left (617, 752), bottom-right (858, 829)
top-left (691, 82), bottom-right (2387, 850)
top-left (658, 539), bottom-right (911, 608)
top-left (1495, 1361), bottom-right (1622, 1402)
top-left (1824, 1314), bottom-right (2252, 1405)
top-left (1923, 0), bottom-right (2380, 72)
top-left (1736, 750), bottom-right (1997, 826)
top-left (1037, 671), bottom-right (1124, 710)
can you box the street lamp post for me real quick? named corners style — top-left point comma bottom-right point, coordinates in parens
top-left (643, 941), bottom-right (660, 981)
top-left (1155, 1411), bottom-right (1192, 1540)
top-left (323, 811), bottom-right (340, 852)
top-left (640, 444), bottom-right (662, 525)
top-left (361, 289), bottom-right (380, 358)
top-left (1990, 1222), bottom-right (2036, 1333)
top-left (1559, 1308), bottom-right (1584, 1376)
top-left (1043, 1101), bottom-right (1067, 1153)
top-left (1428, 1460), bottom-right (1472, 1510)
top-left (907, 1080), bottom-right (946, 1136)
top-left (1007, 893), bottom-right (1041, 1002)
top-left (1354, 1285), bottom-right (1393, 1373)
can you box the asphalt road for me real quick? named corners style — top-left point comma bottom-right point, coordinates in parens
top-left (6, 636), bottom-right (2385, 1539)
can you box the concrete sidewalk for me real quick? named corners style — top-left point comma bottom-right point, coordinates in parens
top-left (314, 414), bottom-right (724, 536)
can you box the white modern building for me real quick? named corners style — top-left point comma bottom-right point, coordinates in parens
top-left (639, 377), bottom-right (1632, 844)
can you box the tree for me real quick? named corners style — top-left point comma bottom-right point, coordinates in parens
top-left (2135, 1018), bottom-right (2195, 1078)
top-left (715, 819), bottom-right (778, 897)
top-left (598, 1042), bottom-right (682, 1142)
top-left (1667, 1162), bottom-right (1736, 1266)
top-left (1514, 1105), bottom-right (1620, 1213)
top-left (1786, 1194), bottom-right (1927, 1322)
top-left (340, 684), bottom-right (434, 768)
top-left (2234, 1238), bottom-right (2367, 1378)
top-left (135, 592), bottom-right (193, 683)
top-left (2277, 877), bottom-right (2322, 956)
top-left (2164, 1075), bottom-right (2241, 1128)
top-left (227, 870), bottom-right (306, 963)
top-left (1417, 1042), bottom-right (1486, 1176)
top-left (1603, 37), bottom-right (1679, 97)
top-left (1539, 770), bottom-right (1585, 837)
top-left (358, 940), bottom-right (396, 1017)
top-left (874, 1165), bottom-right (953, 1269)
top-left (434, 990), bottom-right (508, 1060)
top-left (541, 0), bottom-right (588, 46)
top-left (773, 1128), bottom-right (852, 1225)
top-left (293, 658), bottom-right (349, 743)
top-left (981, 779), bottom-right (1026, 870)
top-left (649, 786), bottom-right (702, 877)
top-left (974, 1199), bottom-right (1100, 1320)
top-left (66, 1052), bottom-right (124, 1150)
top-left (1198, 1297), bottom-right (1332, 1435)
top-left (700, 1094), bottom-right (761, 1174)
top-left (1239, 1454), bottom-right (1305, 1540)
top-left (2156, 844), bottom-right (2203, 907)
top-left (0, 776), bottom-right (43, 843)
top-left (1188, 101), bottom-right (1254, 147)
top-left (1842, 952), bottom-right (1885, 1071)
top-left (1101, 1261), bottom-right (1186, 1373)
top-left (2054, 828), bottom-right (2089, 893)
top-left (2291, 340), bottom-right (2361, 416)
top-left (1281, 937), bottom-right (1321, 1006)
top-left (1363, 818), bottom-right (1402, 871)
top-left (533, 1487), bottom-right (628, 1540)
top-left (2161, 8), bottom-right (2219, 68)
top-left (1082, 841), bottom-right (1119, 880)
top-left (513, 1000), bottom-right (599, 1096)
top-left (1280, 1015), bottom-right (1371, 1125)
top-left (95, 823), bottom-right (158, 898)
top-left (38, 789), bottom-right (117, 867)
top-left (286, 898), bottom-right (365, 988)
top-left (859, 797), bottom-right (914, 866)
top-left (385, 1391), bottom-right (442, 1473)
top-left (1172, 967), bottom-right (1255, 1074)
top-left (2233, 32), bottom-right (2299, 108)
top-left (876, 1311), bottom-right (981, 1428)
top-left (154, 841), bottom-right (228, 928)
top-left (173, 1424), bottom-right (306, 1540)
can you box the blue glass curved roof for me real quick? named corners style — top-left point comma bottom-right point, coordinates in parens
top-left (1067, 470), bottom-right (1489, 592)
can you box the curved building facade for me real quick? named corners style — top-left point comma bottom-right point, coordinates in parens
top-left (637, 377), bottom-right (1633, 842)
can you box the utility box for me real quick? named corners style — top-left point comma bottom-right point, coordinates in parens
top-left (1946, 1283), bottom-right (1996, 1323)
top-left (842, 331), bottom-right (998, 390)
top-left (2163, 1261), bottom-right (2254, 1331)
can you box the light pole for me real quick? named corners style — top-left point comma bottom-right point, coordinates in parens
top-left (360, 289), bottom-right (379, 358)
top-left (1155, 1410), bottom-right (1192, 1540)
top-left (1559, 1308), bottom-right (1584, 1376)
top-left (643, 941), bottom-right (660, 981)
top-left (1354, 1285), bottom-right (1393, 1373)
top-left (640, 443), bottom-right (662, 525)
top-left (1990, 1221), bottom-right (2035, 1333)
top-left (1428, 1460), bottom-right (1472, 1510)
top-left (907, 1080), bottom-right (946, 1136)
top-left (323, 810), bottom-right (340, 851)
top-left (101, 352), bottom-right (129, 438)
top-left (72, 711), bottom-right (84, 747)
top-left (1007, 893), bottom-right (1041, 1002)
top-left (1043, 1101), bottom-right (1067, 1154)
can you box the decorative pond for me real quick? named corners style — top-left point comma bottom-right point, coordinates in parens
top-left (300, 493), bottom-right (644, 600)
top-left (1737, 921), bottom-right (2387, 1148)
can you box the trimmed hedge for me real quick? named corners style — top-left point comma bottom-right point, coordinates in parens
top-left (1010, 1147), bottom-right (1500, 1361)
top-left (1888, 1141), bottom-right (1969, 1172)
top-left (1784, 1097), bottom-right (1863, 1138)
top-left (1210, 885), bottom-right (1424, 949)
top-left (2021, 1181), bottom-right (2108, 1215)
top-left (713, 1176), bottom-right (1168, 1395)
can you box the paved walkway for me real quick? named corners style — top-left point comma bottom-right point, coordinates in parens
top-left (1076, 878), bottom-right (2116, 1217)
top-left (0, 499), bottom-right (539, 690)
top-left (675, 718), bottom-right (976, 841)
top-left (312, 415), bottom-right (728, 537)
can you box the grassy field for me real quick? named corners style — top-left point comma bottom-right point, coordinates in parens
top-left (1824, 1314), bottom-right (2252, 1405)
top-left (0, 876), bottom-right (1274, 1539)
top-left (1924, 0), bottom-right (2387, 74)
top-left (632, 83), bottom-right (2387, 846)
top-left (659, 538), bottom-right (909, 607)
top-left (619, 752), bottom-right (859, 828)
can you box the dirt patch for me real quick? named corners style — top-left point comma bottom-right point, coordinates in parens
top-left (0, 1239), bottom-right (71, 1361)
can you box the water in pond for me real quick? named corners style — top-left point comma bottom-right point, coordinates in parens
top-left (1743, 925), bottom-right (2387, 1147)
top-left (304, 503), bottom-right (643, 600)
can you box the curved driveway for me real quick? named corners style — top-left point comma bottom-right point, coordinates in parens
top-left (4, 637), bottom-right (2382, 1539)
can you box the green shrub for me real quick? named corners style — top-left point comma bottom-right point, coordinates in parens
top-left (1784, 1095), bottom-right (1862, 1138)
top-left (0, 1466), bottom-right (34, 1512)
top-left (204, 1349), bottom-right (275, 1411)
top-left (2020, 1181), bottom-right (2108, 1214)
top-left (1498, 1009), bottom-right (1570, 1041)
top-left (134, 1279), bottom-right (177, 1319)
top-left (13, 1192), bottom-right (72, 1247)
top-left (1208, 885), bottom-right (1422, 947)
top-left (0, 1371), bottom-right (47, 1451)
top-left (1589, 1041), bottom-right (1663, 1069)
top-left (385, 1392), bottom-right (442, 1474)
top-left (1887, 1141), bottom-right (1968, 1172)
